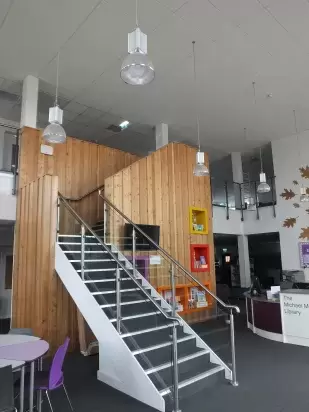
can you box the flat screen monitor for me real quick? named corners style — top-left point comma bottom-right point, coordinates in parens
top-left (124, 223), bottom-right (160, 251)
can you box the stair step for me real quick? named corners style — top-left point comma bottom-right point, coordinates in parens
top-left (83, 270), bottom-right (132, 282)
top-left (145, 349), bottom-right (209, 375)
top-left (85, 278), bottom-right (140, 293)
top-left (121, 323), bottom-right (174, 338)
top-left (92, 288), bottom-right (140, 295)
top-left (102, 299), bottom-right (164, 319)
top-left (135, 336), bottom-right (198, 369)
top-left (123, 325), bottom-right (186, 351)
top-left (100, 298), bottom-right (161, 309)
top-left (73, 260), bottom-right (119, 270)
top-left (92, 223), bottom-right (104, 230)
top-left (149, 352), bottom-right (219, 392)
top-left (93, 288), bottom-right (151, 305)
top-left (110, 311), bottom-right (162, 322)
top-left (160, 365), bottom-right (225, 397)
top-left (116, 311), bottom-right (170, 334)
top-left (59, 243), bottom-right (108, 252)
top-left (58, 235), bottom-right (101, 244)
top-left (132, 335), bottom-right (195, 356)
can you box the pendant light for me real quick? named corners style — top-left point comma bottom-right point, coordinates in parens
top-left (294, 110), bottom-right (309, 202)
top-left (43, 52), bottom-right (66, 144)
top-left (257, 147), bottom-right (271, 193)
top-left (120, 0), bottom-right (154, 86)
top-left (192, 41), bottom-right (209, 177)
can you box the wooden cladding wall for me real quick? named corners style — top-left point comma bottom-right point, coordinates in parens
top-left (104, 143), bottom-right (215, 323)
top-left (12, 175), bottom-right (75, 352)
top-left (19, 127), bottom-right (140, 227)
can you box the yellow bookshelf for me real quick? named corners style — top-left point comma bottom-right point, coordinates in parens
top-left (189, 206), bottom-right (208, 235)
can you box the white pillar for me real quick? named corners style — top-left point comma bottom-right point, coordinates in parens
top-left (20, 75), bottom-right (39, 128)
top-left (0, 127), bottom-right (5, 170)
top-left (238, 235), bottom-right (251, 287)
top-left (231, 152), bottom-right (243, 183)
top-left (155, 123), bottom-right (168, 150)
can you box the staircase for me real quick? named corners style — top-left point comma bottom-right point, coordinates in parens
top-left (55, 194), bottom-right (239, 412)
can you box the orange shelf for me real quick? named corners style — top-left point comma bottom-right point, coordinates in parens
top-left (157, 282), bottom-right (211, 315)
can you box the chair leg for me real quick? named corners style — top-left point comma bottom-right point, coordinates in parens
top-left (62, 383), bottom-right (74, 411)
top-left (45, 391), bottom-right (54, 412)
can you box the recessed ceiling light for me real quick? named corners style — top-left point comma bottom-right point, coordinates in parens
top-left (119, 120), bottom-right (130, 130)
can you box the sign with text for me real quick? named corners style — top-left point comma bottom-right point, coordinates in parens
top-left (280, 291), bottom-right (309, 340)
top-left (299, 242), bottom-right (309, 268)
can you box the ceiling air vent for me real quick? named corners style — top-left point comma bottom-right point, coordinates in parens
top-left (107, 124), bottom-right (122, 133)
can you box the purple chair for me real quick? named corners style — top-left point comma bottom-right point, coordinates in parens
top-left (35, 337), bottom-right (73, 412)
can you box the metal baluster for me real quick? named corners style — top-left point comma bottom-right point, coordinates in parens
top-left (56, 197), bottom-right (60, 241)
top-left (132, 227), bottom-right (136, 278)
top-left (271, 177), bottom-right (276, 218)
top-left (239, 183), bottom-right (244, 222)
top-left (103, 201), bottom-right (107, 244)
top-left (12, 129), bottom-right (19, 195)
top-left (224, 181), bottom-right (229, 220)
top-left (229, 309), bottom-right (238, 387)
top-left (254, 181), bottom-right (260, 220)
top-left (116, 266), bottom-right (122, 334)
top-left (81, 225), bottom-right (85, 281)
top-left (170, 264), bottom-right (180, 412)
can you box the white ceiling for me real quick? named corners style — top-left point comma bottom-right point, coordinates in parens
top-left (1, 0), bottom-right (309, 158)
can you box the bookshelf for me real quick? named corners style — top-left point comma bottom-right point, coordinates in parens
top-left (190, 244), bottom-right (210, 272)
top-left (189, 206), bottom-right (208, 235)
top-left (157, 282), bottom-right (212, 315)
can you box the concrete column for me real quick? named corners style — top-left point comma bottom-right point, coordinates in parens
top-left (231, 152), bottom-right (243, 209)
top-left (20, 75), bottom-right (39, 128)
top-left (155, 123), bottom-right (168, 150)
top-left (238, 235), bottom-right (251, 287)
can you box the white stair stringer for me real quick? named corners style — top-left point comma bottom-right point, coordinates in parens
top-left (55, 244), bottom-right (165, 412)
top-left (114, 245), bottom-right (233, 381)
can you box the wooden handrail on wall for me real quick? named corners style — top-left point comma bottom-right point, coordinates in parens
top-left (63, 184), bottom-right (104, 202)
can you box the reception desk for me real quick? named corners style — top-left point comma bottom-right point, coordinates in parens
top-left (246, 290), bottom-right (309, 347)
top-left (245, 293), bottom-right (283, 342)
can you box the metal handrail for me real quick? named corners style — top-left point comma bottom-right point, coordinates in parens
top-left (58, 192), bottom-right (182, 326)
top-left (62, 184), bottom-right (105, 202)
top-left (99, 191), bottom-right (240, 315)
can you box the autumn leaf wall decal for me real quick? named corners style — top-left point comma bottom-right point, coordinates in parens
top-left (299, 166), bottom-right (309, 179)
top-left (300, 227), bottom-right (309, 240)
top-left (283, 217), bottom-right (298, 228)
top-left (280, 189), bottom-right (296, 200)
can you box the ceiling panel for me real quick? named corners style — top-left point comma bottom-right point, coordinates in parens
top-left (0, 0), bottom-right (100, 79)
top-left (39, 0), bottom-right (173, 94)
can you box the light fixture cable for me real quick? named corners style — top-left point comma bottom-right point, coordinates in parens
top-left (192, 41), bottom-right (201, 152)
top-left (135, 0), bottom-right (139, 27)
top-left (259, 147), bottom-right (263, 173)
top-left (55, 51), bottom-right (60, 107)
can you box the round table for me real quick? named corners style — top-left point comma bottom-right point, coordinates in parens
top-left (0, 334), bottom-right (49, 412)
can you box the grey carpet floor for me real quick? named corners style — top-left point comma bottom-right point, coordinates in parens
top-left (34, 313), bottom-right (309, 412)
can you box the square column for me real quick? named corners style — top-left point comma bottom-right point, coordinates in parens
top-left (238, 235), bottom-right (251, 287)
top-left (155, 123), bottom-right (168, 150)
top-left (20, 75), bottom-right (39, 128)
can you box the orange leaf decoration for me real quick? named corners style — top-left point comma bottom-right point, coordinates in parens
top-left (283, 217), bottom-right (297, 228)
top-left (280, 189), bottom-right (296, 200)
top-left (300, 227), bottom-right (309, 239)
top-left (299, 166), bottom-right (309, 179)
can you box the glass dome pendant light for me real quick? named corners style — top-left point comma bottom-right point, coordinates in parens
top-left (120, 0), bottom-right (155, 86)
top-left (43, 52), bottom-right (66, 144)
top-left (192, 41), bottom-right (209, 177)
top-left (257, 147), bottom-right (271, 193)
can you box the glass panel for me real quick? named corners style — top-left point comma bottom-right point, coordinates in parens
top-left (0, 131), bottom-right (16, 173)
